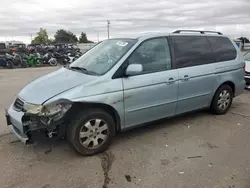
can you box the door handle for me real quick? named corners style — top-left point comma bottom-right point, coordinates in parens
top-left (166, 77), bottom-right (175, 85)
top-left (181, 75), bottom-right (190, 82)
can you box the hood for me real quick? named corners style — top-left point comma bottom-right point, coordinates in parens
top-left (18, 67), bottom-right (97, 104)
top-left (245, 60), bottom-right (250, 73)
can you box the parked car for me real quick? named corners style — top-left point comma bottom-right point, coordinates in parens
top-left (5, 30), bottom-right (245, 155)
top-left (244, 51), bottom-right (250, 87)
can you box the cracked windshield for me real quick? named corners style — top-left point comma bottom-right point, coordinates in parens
top-left (0, 0), bottom-right (250, 188)
top-left (70, 39), bottom-right (136, 75)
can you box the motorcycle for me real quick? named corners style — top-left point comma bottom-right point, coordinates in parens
top-left (52, 52), bottom-right (70, 65)
top-left (43, 52), bottom-right (58, 66)
top-left (23, 53), bottom-right (42, 67)
top-left (73, 51), bottom-right (82, 61)
top-left (0, 54), bottom-right (13, 69)
top-left (67, 49), bottom-right (82, 63)
top-left (12, 52), bottom-right (27, 68)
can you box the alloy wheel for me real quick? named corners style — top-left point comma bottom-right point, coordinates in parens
top-left (79, 119), bottom-right (109, 149)
top-left (217, 90), bottom-right (231, 110)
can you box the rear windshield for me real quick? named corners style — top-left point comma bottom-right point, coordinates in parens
top-left (0, 43), bottom-right (6, 49)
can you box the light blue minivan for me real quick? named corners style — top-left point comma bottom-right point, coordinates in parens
top-left (6, 30), bottom-right (245, 155)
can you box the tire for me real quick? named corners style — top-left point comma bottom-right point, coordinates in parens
top-left (210, 84), bottom-right (233, 115)
top-left (20, 61), bottom-right (27, 68)
top-left (49, 58), bottom-right (58, 66)
top-left (6, 61), bottom-right (13, 69)
top-left (67, 109), bottom-right (116, 156)
top-left (36, 60), bottom-right (41, 66)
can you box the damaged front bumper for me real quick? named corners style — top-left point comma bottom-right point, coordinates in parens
top-left (6, 98), bottom-right (72, 143)
top-left (6, 106), bottom-right (29, 143)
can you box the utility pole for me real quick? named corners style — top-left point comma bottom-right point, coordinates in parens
top-left (30, 34), bottom-right (33, 43)
top-left (107, 20), bottom-right (110, 39)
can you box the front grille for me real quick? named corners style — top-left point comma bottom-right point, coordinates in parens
top-left (13, 97), bottom-right (24, 112)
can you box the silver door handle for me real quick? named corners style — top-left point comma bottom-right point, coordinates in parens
top-left (166, 78), bottom-right (175, 85)
top-left (181, 75), bottom-right (190, 82)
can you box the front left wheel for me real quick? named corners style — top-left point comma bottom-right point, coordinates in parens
top-left (67, 109), bottom-right (116, 156)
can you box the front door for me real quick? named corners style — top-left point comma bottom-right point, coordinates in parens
top-left (122, 37), bottom-right (178, 128)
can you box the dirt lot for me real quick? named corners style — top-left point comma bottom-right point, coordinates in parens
top-left (1, 67), bottom-right (250, 188)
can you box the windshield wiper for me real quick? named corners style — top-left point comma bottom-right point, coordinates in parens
top-left (68, 66), bottom-right (98, 75)
top-left (69, 66), bottom-right (87, 72)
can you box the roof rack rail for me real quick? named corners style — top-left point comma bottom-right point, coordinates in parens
top-left (173, 30), bottom-right (223, 35)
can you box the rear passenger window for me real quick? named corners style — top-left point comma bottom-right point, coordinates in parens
top-left (207, 37), bottom-right (237, 62)
top-left (170, 36), bottom-right (213, 68)
top-left (128, 38), bottom-right (171, 74)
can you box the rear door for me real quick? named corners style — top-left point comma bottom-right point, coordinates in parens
top-left (169, 36), bottom-right (216, 114)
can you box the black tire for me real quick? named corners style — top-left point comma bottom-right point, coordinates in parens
top-left (67, 109), bottom-right (116, 156)
top-left (6, 61), bottom-right (13, 69)
top-left (20, 61), bottom-right (27, 68)
top-left (49, 58), bottom-right (58, 66)
top-left (210, 84), bottom-right (233, 115)
top-left (36, 60), bottom-right (41, 66)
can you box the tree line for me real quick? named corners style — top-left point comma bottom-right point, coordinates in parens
top-left (31, 28), bottom-right (94, 44)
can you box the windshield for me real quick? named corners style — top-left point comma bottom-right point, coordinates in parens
top-left (244, 52), bottom-right (250, 61)
top-left (70, 39), bottom-right (137, 75)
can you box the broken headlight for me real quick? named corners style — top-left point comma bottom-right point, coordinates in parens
top-left (23, 99), bottom-right (72, 117)
top-left (23, 103), bottom-right (43, 115)
top-left (43, 102), bottom-right (72, 117)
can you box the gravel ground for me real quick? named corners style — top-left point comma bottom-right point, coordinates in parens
top-left (0, 67), bottom-right (250, 188)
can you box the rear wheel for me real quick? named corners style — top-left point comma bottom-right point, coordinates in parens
top-left (210, 85), bottom-right (233, 114)
top-left (67, 109), bottom-right (116, 156)
top-left (6, 61), bottom-right (13, 69)
top-left (20, 61), bottom-right (27, 68)
top-left (49, 58), bottom-right (58, 66)
top-left (35, 60), bottom-right (41, 66)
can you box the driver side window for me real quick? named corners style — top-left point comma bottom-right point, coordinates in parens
top-left (128, 38), bottom-right (171, 74)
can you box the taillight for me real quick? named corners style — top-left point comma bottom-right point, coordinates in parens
top-left (243, 62), bottom-right (246, 71)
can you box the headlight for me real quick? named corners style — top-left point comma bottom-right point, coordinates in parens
top-left (23, 103), bottom-right (43, 115)
top-left (23, 99), bottom-right (72, 117)
top-left (43, 102), bottom-right (71, 117)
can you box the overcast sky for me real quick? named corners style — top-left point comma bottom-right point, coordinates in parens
top-left (0, 0), bottom-right (250, 43)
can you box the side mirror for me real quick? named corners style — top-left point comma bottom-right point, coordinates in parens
top-left (125, 64), bottom-right (143, 76)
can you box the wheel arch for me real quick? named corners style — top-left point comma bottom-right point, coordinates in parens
top-left (217, 81), bottom-right (235, 96)
top-left (210, 81), bottom-right (235, 106)
top-left (64, 102), bottom-right (121, 132)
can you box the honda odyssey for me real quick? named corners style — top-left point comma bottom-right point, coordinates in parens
top-left (5, 30), bottom-right (245, 155)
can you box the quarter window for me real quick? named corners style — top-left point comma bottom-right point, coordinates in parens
top-left (207, 36), bottom-right (237, 62)
top-left (128, 38), bottom-right (171, 74)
